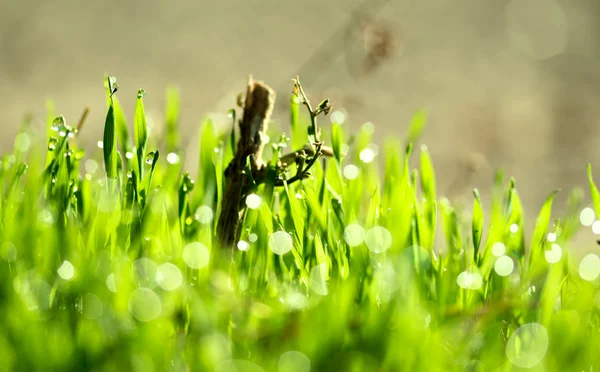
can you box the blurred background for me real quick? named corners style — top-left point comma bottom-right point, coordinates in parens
top-left (2, 0), bottom-right (600, 219)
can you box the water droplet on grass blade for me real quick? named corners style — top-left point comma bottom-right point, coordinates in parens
top-left (97, 141), bottom-right (103, 149)
top-left (510, 223), bottom-right (519, 233)
top-left (491, 242), bottom-right (506, 257)
top-left (155, 263), bottom-right (183, 291)
top-left (505, 323), bottom-right (549, 368)
top-left (359, 148), bottom-right (375, 163)
top-left (48, 138), bottom-right (58, 151)
top-left (344, 224), bottom-right (366, 247)
top-left (237, 240), bottom-right (249, 251)
top-left (279, 351), bottom-right (311, 372)
top-left (195, 206), bottom-right (214, 224)
top-left (269, 231), bottom-right (293, 255)
top-left (580, 207), bottom-right (595, 226)
top-left (592, 221), bottom-right (600, 235)
top-left (457, 271), bottom-right (483, 290)
top-left (579, 254), bottom-right (600, 281)
top-left (146, 152), bottom-right (156, 164)
top-left (362, 122), bottom-right (375, 134)
top-left (106, 274), bottom-right (117, 293)
top-left (166, 152), bottom-right (180, 164)
top-left (249, 233), bottom-right (258, 243)
top-left (365, 226), bottom-right (392, 253)
top-left (494, 256), bottom-right (514, 276)
top-left (128, 288), bottom-right (162, 322)
top-left (544, 244), bottom-right (562, 264)
top-left (343, 164), bottom-right (359, 180)
top-left (330, 110), bottom-right (346, 124)
top-left (125, 152), bottom-right (134, 160)
top-left (547, 232), bottom-right (557, 242)
top-left (58, 260), bottom-right (75, 280)
top-left (246, 193), bottom-right (262, 209)
top-left (81, 293), bottom-right (103, 320)
top-left (182, 242), bottom-right (210, 269)
top-left (85, 159), bottom-right (98, 174)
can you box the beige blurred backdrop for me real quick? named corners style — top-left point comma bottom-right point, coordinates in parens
top-left (2, 0), bottom-right (600, 232)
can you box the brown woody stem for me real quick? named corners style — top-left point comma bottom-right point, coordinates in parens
top-left (216, 76), bottom-right (275, 248)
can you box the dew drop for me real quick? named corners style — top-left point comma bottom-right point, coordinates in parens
top-left (544, 243), bottom-right (562, 264)
top-left (145, 152), bottom-right (156, 164)
top-left (128, 288), bottom-right (162, 322)
top-left (592, 221), bottom-right (600, 235)
top-left (58, 260), bottom-right (75, 280)
top-left (166, 152), bottom-right (180, 165)
top-left (547, 232), bottom-right (557, 243)
top-left (344, 224), bottom-right (366, 247)
top-left (269, 231), bottom-right (293, 255)
top-left (182, 242), bottom-right (210, 269)
top-left (248, 233), bottom-right (258, 243)
top-left (505, 323), bottom-right (549, 368)
top-left (48, 138), bottom-right (58, 151)
top-left (343, 164), bottom-right (359, 180)
top-left (580, 207), bottom-right (595, 226)
top-left (491, 242), bottom-right (506, 257)
top-left (195, 206), bottom-right (214, 224)
top-left (279, 351), bottom-right (311, 372)
top-left (106, 273), bottom-right (117, 293)
top-left (85, 159), bottom-right (98, 174)
top-left (125, 152), bottom-right (134, 160)
top-left (81, 293), bottom-right (103, 320)
top-left (359, 148), bottom-right (375, 163)
top-left (579, 254), bottom-right (600, 281)
top-left (510, 223), bottom-right (519, 233)
top-left (97, 141), bottom-right (104, 149)
top-left (246, 193), bottom-right (262, 209)
top-left (364, 226), bottom-right (392, 253)
top-left (361, 122), bottom-right (375, 134)
top-left (236, 240), bottom-right (249, 251)
top-left (457, 271), bottom-right (483, 290)
top-left (494, 256), bottom-right (514, 277)
top-left (330, 110), bottom-right (346, 124)
top-left (155, 263), bottom-right (183, 291)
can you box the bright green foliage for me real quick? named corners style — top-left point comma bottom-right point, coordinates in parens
top-left (0, 80), bottom-right (599, 372)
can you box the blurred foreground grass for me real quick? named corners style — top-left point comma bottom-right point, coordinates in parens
top-left (0, 77), bottom-right (599, 371)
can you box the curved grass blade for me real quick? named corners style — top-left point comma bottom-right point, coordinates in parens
top-left (331, 121), bottom-right (343, 163)
top-left (528, 189), bottom-right (560, 271)
top-left (134, 89), bottom-right (148, 184)
top-left (165, 86), bottom-right (181, 153)
top-left (103, 78), bottom-right (118, 184)
top-left (587, 163), bottom-right (600, 217)
top-left (405, 109), bottom-right (428, 147)
top-left (472, 188), bottom-right (483, 260)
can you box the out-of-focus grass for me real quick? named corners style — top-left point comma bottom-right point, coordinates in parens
top-left (0, 77), bottom-right (599, 372)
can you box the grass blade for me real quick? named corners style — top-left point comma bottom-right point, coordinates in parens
top-left (134, 89), bottom-right (148, 184)
top-left (472, 188), bottom-right (483, 260)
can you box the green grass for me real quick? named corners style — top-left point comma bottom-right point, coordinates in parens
top-left (1, 76), bottom-right (600, 371)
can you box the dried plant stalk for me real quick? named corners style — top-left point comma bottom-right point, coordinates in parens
top-left (217, 76), bottom-right (275, 248)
